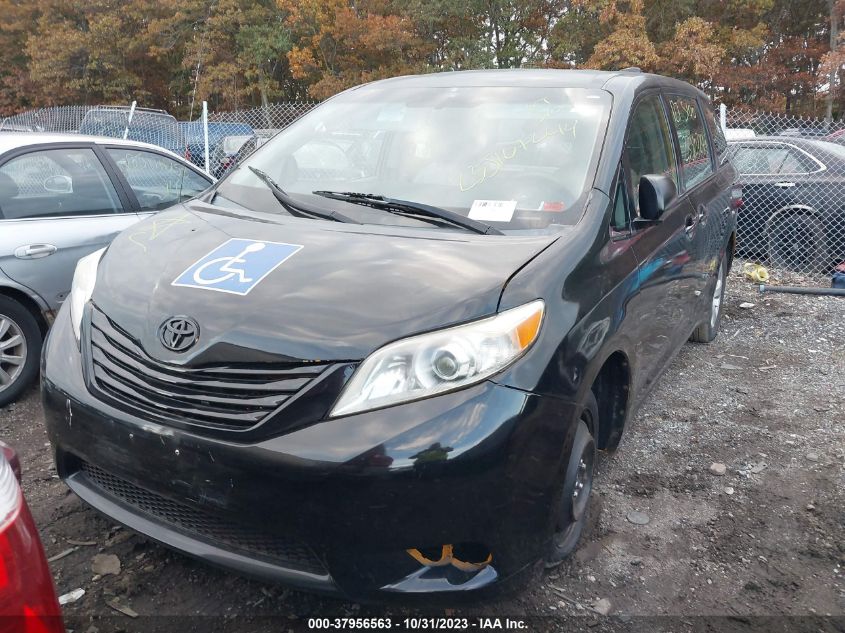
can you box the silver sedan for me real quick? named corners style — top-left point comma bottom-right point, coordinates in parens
top-left (0, 133), bottom-right (213, 405)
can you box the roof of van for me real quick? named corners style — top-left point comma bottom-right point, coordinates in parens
top-left (354, 68), bottom-right (702, 94)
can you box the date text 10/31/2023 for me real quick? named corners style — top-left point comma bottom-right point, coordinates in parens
top-left (307, 618), bottom-right (529, 630)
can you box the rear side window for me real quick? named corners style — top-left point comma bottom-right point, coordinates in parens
top-left (624, 95), bottom-right (677, 214)
top-left (107, 148), bottom-right (210, 211)
top-left (0, 148), bottom-right (122, 220)
top-left (667, 95), bottom-right (714, 189)
top-left (702, 101), bottom-right (728, 164)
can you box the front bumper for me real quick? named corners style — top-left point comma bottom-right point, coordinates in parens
top-left (42, 306), bottom-right (579, 602)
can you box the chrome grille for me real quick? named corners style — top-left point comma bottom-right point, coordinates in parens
top-left (87, 306), bottom-right (328, 430)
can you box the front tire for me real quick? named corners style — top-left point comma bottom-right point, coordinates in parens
top-left (690, 252), bottom-right (727, 344)
top-left (545, 391), bottom-right (598, 567)
top-left (0, 296), bottom-right (42, 407)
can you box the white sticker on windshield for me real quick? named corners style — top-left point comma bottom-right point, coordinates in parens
top-left (468, 200), bottom-right (516, 222)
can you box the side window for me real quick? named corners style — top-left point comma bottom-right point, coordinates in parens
top-left (107, 148), bottom-right (210, 211)
top-left (702, 101), bottom-right (728, 164)
top-left (667, 95), bottom-right (714, 189)
top-left (0, 148), bottom-right (122, 220)
top-left (624, 95), bottom-right (677, 215)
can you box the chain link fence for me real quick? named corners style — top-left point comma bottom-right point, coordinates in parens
top-left (723, 106), bottom-right (845, 285)
top-left (0, 102), bottom-right (317, 178)
top-left (3, 100), bottom-right (845, 285)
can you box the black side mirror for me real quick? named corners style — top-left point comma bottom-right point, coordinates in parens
top-left (638, 174), bottom-right (677, 221)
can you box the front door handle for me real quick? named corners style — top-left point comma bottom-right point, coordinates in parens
top-left (774, 181), bottom-right (796, 188)
top-left (14, 243), bottom-right (58, 259)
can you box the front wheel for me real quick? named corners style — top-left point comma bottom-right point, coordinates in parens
top-left (690, 252), bottom-right (727, 344)
top-left (0, 296), bottom-right (42, 407)
top-left (545, 391), bottom-right (598, 567)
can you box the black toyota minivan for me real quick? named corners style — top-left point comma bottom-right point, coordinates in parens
top-left (43, 69), bottom-right (737, 601)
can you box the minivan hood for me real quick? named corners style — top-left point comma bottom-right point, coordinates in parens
top-left (92, 203), bottom-right (557, 364)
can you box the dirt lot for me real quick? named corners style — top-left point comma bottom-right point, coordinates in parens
top-left (3, 269), bottom-right (844, 632)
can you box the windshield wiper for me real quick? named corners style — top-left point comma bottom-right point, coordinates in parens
top-left (311, 191), bottom-right (503, 236)
top-left (248, 167), bottom-right (359, 224)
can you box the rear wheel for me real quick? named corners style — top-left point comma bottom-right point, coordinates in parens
top-left (767, 212), bottom-right (827, 272)
top-left (0, 296), bottom-right (41, 407)
top-left (690, 252), bottom-right (727, 344)
top-left (545, 391), bottom-right (598, 567)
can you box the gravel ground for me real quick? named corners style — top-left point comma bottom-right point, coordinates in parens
top-left (2, 269), bottom-right (844, 632)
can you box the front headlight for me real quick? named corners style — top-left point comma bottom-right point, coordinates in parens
top-left (69, 248), bottom-right (106, 342)
top-left (330, 300), bottom-right (544, 417)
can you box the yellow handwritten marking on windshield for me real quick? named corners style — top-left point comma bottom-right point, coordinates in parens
top-left (459, 120), bottom-right (578, 192)
top-left (128, 213), bottom-right (191, 252)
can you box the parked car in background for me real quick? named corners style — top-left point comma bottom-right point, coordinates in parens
top-left (43, 69), bottom-right (737, 602)
top-left (179, 121), bottom-right (254, 171)
top-left (79, 106), bottom-right (186, 157)
top-left (727, 136), bottom-right (845, 270)
top-left (821, 128), bottom-right (845, 145)
top-left (0, 133), bottom-right (213, 405)
top-left (211, 134), bottom-right (266, 178)
top-left (779, 125), bottom-right (831, 138)
top-left (724, 128), bottom-right (756, 141)
top-left (0, 440), bottom-right (64, 632)
top-left (0, 123), bottom-right (39, 133)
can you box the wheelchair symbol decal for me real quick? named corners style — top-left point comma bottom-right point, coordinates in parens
top-left (172, 238), bottom-right (302, 295)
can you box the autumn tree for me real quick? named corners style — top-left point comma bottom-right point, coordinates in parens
top-left (583, 0), bottom-right (660, 71)
top-left (182, 0), bottom-right (296, 113)
top-left (278, 0), bottom-right (428, 100)
top-left (658, 17), bottom-right (725, 88)
top-left (0, 1), bottom-right (40, 113)
top-left (0, 0), bottom-right (841, 119)
top-left (400, 0), bottom-right (491, 69)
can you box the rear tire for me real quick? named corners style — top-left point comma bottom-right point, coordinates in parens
top-left (767, 212), bottom-right (827, 272)
top-left (545, 391), bottom-right (598, 567)
top-left (690, 252), bottom-right (727, 344)
top-left (0, 296), bottom-right (42, 407)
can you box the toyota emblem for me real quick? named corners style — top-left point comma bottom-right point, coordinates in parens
top-left (158, 316), bottom-right (200, 352)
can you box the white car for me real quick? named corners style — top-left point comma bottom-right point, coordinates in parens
top-left (724, 128), bottom-right (757, 141)
top-left (0, 133), bottom-right (213, 405)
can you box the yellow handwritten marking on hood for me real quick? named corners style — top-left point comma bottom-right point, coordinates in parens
top-left (128, 213), bottom-right (192, 252)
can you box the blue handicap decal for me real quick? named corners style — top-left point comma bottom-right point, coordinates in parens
top-left (172, 238), bottom-right (302, 296)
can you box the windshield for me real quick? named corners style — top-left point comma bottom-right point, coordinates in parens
top-left (217, 85), bottom-right (610, 232)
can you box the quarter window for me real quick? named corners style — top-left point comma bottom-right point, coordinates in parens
top-left (0, 148), bottom-right (122, 220)
top-left (702, 101), bottom-right (728, 163)
top-left (667, 95), bottom-right (714, 189)
top-left (624, 95), bottom-right (677, 214)
top-left (107, 148), bottom-right (210, 211)
top-left (611, 170), bottom-right (630, 231)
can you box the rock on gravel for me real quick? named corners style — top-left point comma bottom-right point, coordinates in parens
top-left (592, 598), bottom-right (612, 615)
top-left (58, 589), bottom-right (85, 605)
top-left (709, 462), bottom-right (727, 476)
top-left (91, 553), bottom-right (121, 577)
top-left (626, 510), bottom-right (650, 525)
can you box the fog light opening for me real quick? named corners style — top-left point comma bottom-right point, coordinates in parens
top-left (406, 542), bottom-right (492, 572)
